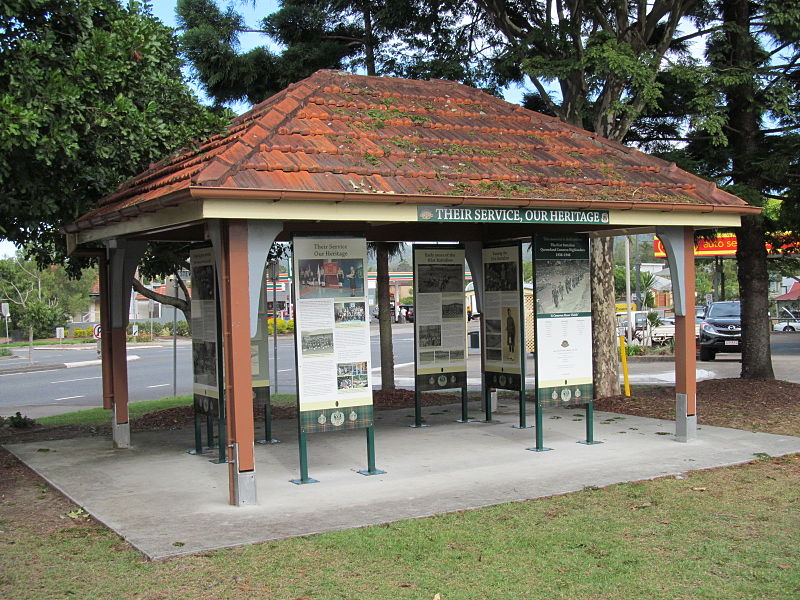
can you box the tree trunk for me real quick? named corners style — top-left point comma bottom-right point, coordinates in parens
top-left (737, 216), bottom-right (774, 379)
top-left (591, 237), bottom-right (620, 397)
top-left (722, 0), bottom-right (773, 380)
top-left (376, 243), bottom-right (395, 390)
top-left (362, 2), bottom-right (376, 76)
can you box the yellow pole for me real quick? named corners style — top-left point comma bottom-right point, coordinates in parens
top-left (619, 335), bottom-right (631, 397)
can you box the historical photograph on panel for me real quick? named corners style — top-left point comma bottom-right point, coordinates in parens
top-left (484, 261), bottom-right (518, 292)
top-left (301, 330), bottom-right (334, 356)
top-left (192, 341), bottom-right (217, 387)
top-left (486, 319), bottom-right (502, 334)
top-left (486, 348), bottom-right (502, 361)
top-left (441, 301), bottom-right (464, 320)
top-left (417, 264), bottom-right (464, 293)
top-left (297, 258), bottom-right (364, 299)
top-left (418, 324), bottom-right (442, 347)
top-left (535, 259), bottom-right (590, 314)
top-left (334, 301), bottom-right (366, 323)
top-left (502, 306), bottom-right (519, 362)
top-left (193, 264), bottom-right (215, 300)
top-left (336, 361), bottom-right (369, 390)
top-left (419, 351), bottom-right (436, 364)
top-left (485, 333), bottom-right (502, 349)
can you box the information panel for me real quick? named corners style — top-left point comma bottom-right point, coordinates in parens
top-left (482, 244), bottom-right (524, 390)
top-left (190, 246), bottom-right (220, 402)
top-left (413, 246), bottom-right (467, 391)
top-left (293, 236), bottom-right (373, 433)
top-left (534, 234), bottom-right (593, 405)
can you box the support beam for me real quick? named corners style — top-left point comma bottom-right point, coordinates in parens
top-left (105, 240), bottom-right (146, 448)
top-left (656, 226), bottom-right (697, 442)
top-left (98, 251), bottom-right (114, 410)
top-left (209, 219), bottom-right (270, 506)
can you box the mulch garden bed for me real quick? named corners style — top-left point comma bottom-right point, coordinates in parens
top-left (3, 379), bottom-right (799, 444)
top-left (0, 389), bottom-right (462, 445)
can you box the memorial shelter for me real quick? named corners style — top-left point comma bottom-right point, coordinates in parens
top-left (65, 70), bottom-right (759, 506)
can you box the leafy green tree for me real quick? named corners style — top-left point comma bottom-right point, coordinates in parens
top-left (480, 0), bottom-right (708, 396)
top-left (0, 254), bottom-right (95, 360)
top-left (0, 0), bottom-right (226, 269)
top-left (657, 0), bottom-right (800, 379)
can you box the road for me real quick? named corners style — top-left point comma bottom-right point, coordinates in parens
top-left (1, 327), bottom-right (797, 419)
top-left (0, 325), bottom-right (416, 418)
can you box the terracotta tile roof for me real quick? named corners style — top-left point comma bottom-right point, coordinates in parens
top-left (70, 70), bottom-right (756, 229)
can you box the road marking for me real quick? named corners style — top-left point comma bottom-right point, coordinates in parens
top-left (50, 376), bottom-right (102, 384)
top-left (147, 384), bottom-right (170, 388)
top-left (55, 395), bottom-right (85, 401)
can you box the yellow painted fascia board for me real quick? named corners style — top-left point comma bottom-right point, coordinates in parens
top-left (202, 198), bottom-right (418, 222)
top-left (608, 210), bottom-right (741, 228)
top-left (74, 201), bottom-right (205, 244)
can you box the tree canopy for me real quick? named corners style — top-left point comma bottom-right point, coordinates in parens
top-left (0, 0), bottom-right (226, 269)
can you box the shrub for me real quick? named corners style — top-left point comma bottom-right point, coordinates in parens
top-left (6, 412), bottom-right (36, 428)
top-left (72, 327), bottom-right (91, 338)
top-left (266, 318), bottom-right (294, 334)
top-left (625, 343), bottom-right (644, 356)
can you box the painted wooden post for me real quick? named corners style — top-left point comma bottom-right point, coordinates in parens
top-left (656, 226), bottom-right (697, 442)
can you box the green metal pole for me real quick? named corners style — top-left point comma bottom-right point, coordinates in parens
top-left (358, 426), bottom-right (386, 475)
top-left (410, 389), bottom-right (427, 428)
top-left (256, 387), bottom-right (279, 444)
top-left (192, 411), bottom-right (202, 454)
top-left (206, 413), bottom-right (213, 446)
top-left (215, 394), bottom-right (228, 463)
top-left (456, 385), bottom-right (473, 422)
top-left (482, 386), bottom-right (496, 423)
top-left (578, 401), bottom-right (603, 445)
top-left (291, 430), bottom-right (318, 484)
top-left (528, 398), bottom-right (552, 452)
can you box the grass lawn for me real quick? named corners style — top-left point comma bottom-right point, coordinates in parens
top-left (2, 381), bottom-right (799, 599)
top-left (1, 454), bottom-right (798, 599)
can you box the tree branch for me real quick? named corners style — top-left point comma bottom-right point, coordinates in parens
top-left (132, 278), bottom-right (190, 320)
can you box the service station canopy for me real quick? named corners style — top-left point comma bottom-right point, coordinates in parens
top-left (65, 69), bottom-right (756, 249)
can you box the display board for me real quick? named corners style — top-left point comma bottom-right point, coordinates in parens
top-left (482, 244), bottom-right (524, 390)
top-left (190, 245), bottom-right (220, 404)
top-left (413, 246), bottom-right (467, 391)
top-left (293, 236), bottom-right (373, 433)
top-left (251, 270), bottom-right (270, 391)
top-left (533, 234), bottom-right (593, 405)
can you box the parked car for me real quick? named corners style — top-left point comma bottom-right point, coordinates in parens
top-left (698, 301), bottom-right (741, 361)
top-left (773, 308), bottom-right (800, 332)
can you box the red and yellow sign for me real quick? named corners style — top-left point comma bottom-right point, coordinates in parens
top-left (655, 233), bottom-right (799, 257)
top-left (654, 234), bottom-right (738, 257)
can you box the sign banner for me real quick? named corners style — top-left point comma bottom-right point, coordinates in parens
top-left (293, 236), bottom-right (373, 433)
top-left (418, 206), bottom-right (609, 225)
top-left (533, 234), bottom-right (593, 405)
top-left (482, 244), bottom-right (524, 390)
top-left (190, 246), bottom-right (220, 401)
top-left (413, 246), bottom-right (468, 391)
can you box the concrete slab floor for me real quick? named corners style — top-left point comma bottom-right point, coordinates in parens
top-left (6, 401), bottom-right (800, 560)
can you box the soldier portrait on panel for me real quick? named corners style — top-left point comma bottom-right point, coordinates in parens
top-left (506, 308), bottom-right (516, 354)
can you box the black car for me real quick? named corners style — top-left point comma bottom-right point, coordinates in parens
top-left (698, 301), bottom-right (741, 361)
